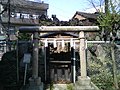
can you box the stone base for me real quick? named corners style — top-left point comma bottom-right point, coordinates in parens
top-left (53, 84), bottom-right (68, 90)
top-left (74, 76), bottom-right (99, 90)
top-left (21, 77), bottom-right (43, 90)
top-left (77, 76), bottom-right (91, 85)
top-left (46, 84), bottom-right (73, 90)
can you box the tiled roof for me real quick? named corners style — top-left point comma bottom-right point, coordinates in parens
top-left (73, 11), bottom-right (99, 20)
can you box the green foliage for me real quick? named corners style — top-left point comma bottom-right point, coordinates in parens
top-left (98, 11), bottom-right (120, 31)
top-left (98, 0), bottom-right (120, 30)
top-left (50, 82), bottom-right (54, 90)
top-left (67, 84), bottom-right (73, 90)
top-left (98, 12), bottom-right (113, 31)
top-left (91, 72), bottom-right (114, 90)
top-left (88, 43), bottom-right (120, 90)
top-left (88, 44), bottom-right (115, 89)
top-left (0, 51), bottom-right (17, 85)
top-left (96, 1), bottom-right (120, 89)
top-left (18, 33), bottom-right (32, 40)
top-left (117, 74), bottom-right (120, 88)
top-left (97, 0), bottom-right (120, 41)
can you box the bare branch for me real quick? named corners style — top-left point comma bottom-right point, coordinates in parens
top-left (87, 0), bottom-right (99, 12)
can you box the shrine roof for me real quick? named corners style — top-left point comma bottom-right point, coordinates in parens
top-left (40, 32), bottom-right (79, 38)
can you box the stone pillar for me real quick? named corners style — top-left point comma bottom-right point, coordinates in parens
top-left (32, 32), bottom-right (39, 79)
top-left (75, 31), bottom-right (92, 90)
top-left (22, 32), bottom-right (43, 90)
top-left (79, 31), bottom-right (87, 78)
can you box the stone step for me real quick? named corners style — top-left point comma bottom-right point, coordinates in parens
top-left (20, 83), bottom-right (43, 90)
top-left (46, 84), bottom-right (73, 90)
top-left (74, 85), bottom-right (95, 90)
top-left (24, 77), bottom-right (43, 90)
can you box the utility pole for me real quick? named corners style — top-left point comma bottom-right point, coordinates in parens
top-left (7, 0), bottom-right (11, 51)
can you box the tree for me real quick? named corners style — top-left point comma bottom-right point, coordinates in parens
top-left (87, 0), bottom-right (120, 89)
top-left (97, 0), bottom-right (120, 89)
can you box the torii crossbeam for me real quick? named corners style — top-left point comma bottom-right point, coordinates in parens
top-left (19, 26), bottom-right (99, 32)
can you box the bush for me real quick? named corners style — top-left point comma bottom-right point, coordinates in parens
top-left (91, 72), bottom-right (114, 90)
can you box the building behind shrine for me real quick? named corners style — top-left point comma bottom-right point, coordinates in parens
top-left (0, 0), bottom-right (49, 59)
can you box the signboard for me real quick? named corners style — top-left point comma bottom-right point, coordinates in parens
top-left (23, 53), bottom-right (31, 63)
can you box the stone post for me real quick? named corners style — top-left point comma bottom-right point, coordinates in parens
top-left (27, 32), bottom-right (43, 90)
top-left (79, 31), bottom-right (87, 78)
top-left (32, 32), bottom-right (39, 79)
top-left (75, 31), bottom-right (99, 90)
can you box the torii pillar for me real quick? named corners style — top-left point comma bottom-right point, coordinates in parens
top-left (20, 31), bottom-right (43, 90)
top-left (28, 32), bottom-right (43, 90)
top-left (32, 32), bottom-right (39, 79)
top-left (79, 31), bottom-right (87, 78)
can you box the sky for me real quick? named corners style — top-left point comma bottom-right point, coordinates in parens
top-left (29, 0), bottom-right (104, 21)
